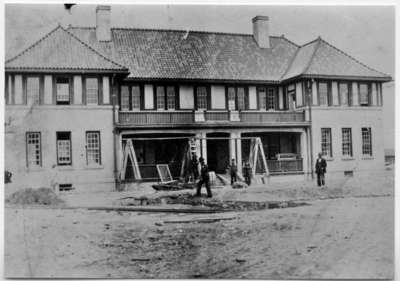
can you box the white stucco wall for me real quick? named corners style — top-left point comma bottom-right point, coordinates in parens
top-left (5, 105), bottom-right (115, 192)
top-left (311, 107), bottom-right (384, 175)
top-left (210, 85), bottom-right (226, 109)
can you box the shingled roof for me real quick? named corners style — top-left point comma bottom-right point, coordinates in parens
top-left (5, 25), bottom-right (128, 73)
top-left (68, 27), bottom-right (299, 82)
top-left (6, 25), bottom-right (391, 82)
top-left (282, 37), bottom-right (391, 81)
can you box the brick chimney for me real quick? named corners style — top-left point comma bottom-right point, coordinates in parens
top-left (96, 5), bottom-right (111, 42)
top-left (252, 16), bottom-right (270, 49)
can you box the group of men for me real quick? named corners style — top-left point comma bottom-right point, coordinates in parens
top-left (191, 152), bottom-right (328, 197)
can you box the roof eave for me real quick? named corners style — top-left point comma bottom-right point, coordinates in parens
top-left (281, 74), bottom-right (392, 83)
top-left (124, 77), bottom-right (281, 84)
top-left (5, 67), bottom-right (129, 74)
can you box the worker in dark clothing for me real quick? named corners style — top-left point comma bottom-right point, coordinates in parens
top-left (229, 158), bottom-right (238, 185)
top-left (195, 157), bottom-right (212, 198)
top-left (243, 161), bottom-right (252, 186)
top-left (315, 152), bottom-right (327, 187)
top-left (191, 152), bottom-right (199, 181)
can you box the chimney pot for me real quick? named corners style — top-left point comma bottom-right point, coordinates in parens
top-left (96, 5), bottom-right (111, 42)
top-left (252, 16), bottom-right (270, 49)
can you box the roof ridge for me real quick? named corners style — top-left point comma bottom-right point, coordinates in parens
top-left (61, 26), bottom-right (127, 69)
top-left (6, 24), bottom-right (61, 64)
top-left (280, 45), bottom-right (302, 80)
top-left (69, 26), bottom-right (292, 40)
top-left (317, 37), bottom-right (390, 77)
top-left (301, 37), bottom-right (322, 75)
top-left (300, 37), bottom-right (320, 47)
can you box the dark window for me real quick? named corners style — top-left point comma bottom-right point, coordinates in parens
top-left (342, 128), bottom-right (353, 157)
top-left (227, 87), bottom-right (236, 110)
top-left (57, 132), bottom-right (72, 165)
top-left (166, 86), bottom-right (175, 110)
top-left (227, 86), bottom-right (248, 110)
top-left (321, 128), bottom-right (332, 157)
top-left (56, 77), bottom-right (70, 105)
top-left (361, 128), bottom-right (372, 156)
top-left (26, 132), bottom-right (41, 167)
top-left (156, 86), bottom-right (165, 110)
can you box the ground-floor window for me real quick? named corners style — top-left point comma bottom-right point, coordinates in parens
top-left (86, 131), bottom-right (101, 165)
top-left (26, 132), bottom-right (41, 167)
top-left (57, 132), bottom-right (72, 165)
top-left (342, 128), bottom-right (353, 157)
top-left (321, 128), bottom-right (332, 157)
top-left (361, 127), bottom-right (372, 156)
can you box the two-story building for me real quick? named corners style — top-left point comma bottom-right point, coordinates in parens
top-left (5, 6), bottom-right (391, 191)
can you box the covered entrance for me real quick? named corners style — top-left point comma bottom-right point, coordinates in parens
top-left (122, 133), bottom-right (194, 181)
top-left (206, 132), bottom-right (230, 173)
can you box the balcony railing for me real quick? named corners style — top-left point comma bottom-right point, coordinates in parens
top-left (118, 110), bottom-right (306, 125)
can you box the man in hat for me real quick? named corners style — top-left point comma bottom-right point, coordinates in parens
top-left (195, 157), bottom-right (212, 198)
top-left (229, 158), bottom-right (238, 185)
top-left (315, 152), bottom-right (327, 187)
top-left (191, 152), bottom-right (199, 181)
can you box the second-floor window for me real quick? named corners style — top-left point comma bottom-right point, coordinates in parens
top-left (121, 86), bottom-right (130, 110)
top-left (318, 82), bottom-right (329, 106)
top-left (56, 77), bottom-right (70, 105)
top-left (27, 77), bottom-right (40, 106)
top-left (86, 78), bottom-right (99, 105)
top-left (342, 128), bottom-right (353, 157)
top-left (359, 83), bottom-right (370, 106)
top-left (155, 86), bottom-right (177, 110)
top-left (227, 86), bottom-right (248, 110)
top-left (196, 86), bottom-right (208, 109)
top-left (120, 85), bottom-right (141, 110)
top-left (339, 82), bottom-right (350, 106)
top-left (156, 86), bottom-right (165, 110)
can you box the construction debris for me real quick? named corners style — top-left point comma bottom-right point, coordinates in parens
top-left (163, 216), bottom-right (236, 224)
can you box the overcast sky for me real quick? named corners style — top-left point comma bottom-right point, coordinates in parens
top-left (4, 4), bottom-right (395, 149)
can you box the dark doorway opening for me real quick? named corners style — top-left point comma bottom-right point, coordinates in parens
top-left (206, 132), bottom-right (229, 173)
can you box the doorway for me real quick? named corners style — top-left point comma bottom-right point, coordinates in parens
top-left (206, 132), bottom-right (229, 173)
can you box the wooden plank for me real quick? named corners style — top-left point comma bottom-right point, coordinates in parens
top-left (87, 206), bottom-right (228, 213)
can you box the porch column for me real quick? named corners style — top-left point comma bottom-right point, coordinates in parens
top-left (300, 130), bottom-right (309, 177)
top-left (199, 132), bottom-right (207, 163)
top-left (115, 133), bottom-right (123, 186)
top-left (229, 132), bottom-right (237, 164)
top-left (236, 132), bottom-right (242, 173)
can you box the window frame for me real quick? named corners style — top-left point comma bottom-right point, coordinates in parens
top-left (85, 77), bottom-right (100, 105)
top-left (317, 81), bottom-right (330, 106)
top-left (55, 76), bottom-right (73, 105)
top-left (358, 82), bottom-right (371, 106)
top-left (361, 127), bottom-right (373, 156)
top-left (153, 85), bottom-right (179, 110)
top-left (321, 128), bottom-right (332, 158)
top-left (341, 128), bottom-right (353, 157)
top-left (338, 82), bottom-right (351, 106)
top-left (86, 131), bottom-right (102, 166)
top-left (26, 132), bottom-right (42, 168)
top-left (225, 85), bottom-right (249, 111)
top-left (195, 85), bottom-right (209, 110)
top-left (25, 75), bottom-right (41, 106)
top-left (119, 84), bottom-right (143, 111)
top-left (56, 131), bottom-right (72, 166)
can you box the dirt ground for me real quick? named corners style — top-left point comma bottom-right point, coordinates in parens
top-left (4, 169), bottom-right (394, 279)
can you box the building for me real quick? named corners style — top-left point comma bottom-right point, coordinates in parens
top-left (4, 6), bottom-right (392, 191)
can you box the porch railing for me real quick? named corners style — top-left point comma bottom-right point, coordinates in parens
top-left (240, 111), bottom-right (305, 123)
top-left (119, 111), bottom-right (194, 125)
top-left (118, 110), bottom-right (305, 125)
top-left (204, 111), bottom-right (230, 121)
top-left (267, 159), bottom-right (303, 174)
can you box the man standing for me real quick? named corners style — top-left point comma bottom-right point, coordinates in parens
top-left (315, 152), bottom-right (327, 187)
top-left (195, 157), bottom-right (212, 198)
top-left (243, 161), bottom-right (252, 186)
top-left (229, 158), bottom-right (238, 185)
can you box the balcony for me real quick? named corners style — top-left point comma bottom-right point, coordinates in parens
top-left (117, 110), bottom-right (308, 127)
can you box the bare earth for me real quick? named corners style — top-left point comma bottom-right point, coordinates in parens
top-left (5, 170), bottom-right (394, 279)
